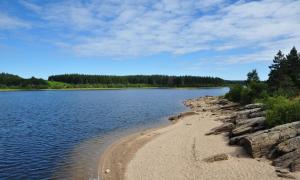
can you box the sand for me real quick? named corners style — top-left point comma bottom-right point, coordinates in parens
top-left (100, 97), bottom-right (300, 180)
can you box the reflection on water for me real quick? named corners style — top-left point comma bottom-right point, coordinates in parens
top-left (0, 88), bottom-right (228, 179)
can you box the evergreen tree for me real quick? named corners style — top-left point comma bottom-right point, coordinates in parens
top-left (246, 69), bottom-right (260, 84)
top-left (268, 50), bottom-right (286, 90)
top-left (285, 47), bottom-right (300, 88)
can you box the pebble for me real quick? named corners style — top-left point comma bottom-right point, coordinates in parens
top-left (105, 169), bottom-right (111, 174)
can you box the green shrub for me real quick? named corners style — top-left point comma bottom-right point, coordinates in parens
top-left (264, 96), bottom-right (300, 127)
top-left (249, 82), bottom-right (268, 98)
top-left (271, 88), bottom-right (297, 97)
top-left (240, 87), bottom-right (252, 105)
top-left (225, 82), bottom-right (268, 105)
top-left (225, 84), bottom-right (244, 102)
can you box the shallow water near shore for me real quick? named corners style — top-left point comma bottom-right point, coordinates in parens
top-left (0, 88), bottom-right (228, 179)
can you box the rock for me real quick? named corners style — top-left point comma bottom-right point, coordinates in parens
top-left (231, 117), bottom-right (266, 137)
top-left (229, 134), bottom-right (249, 145)
top-left (240, 121), bottom-right (300, 158)
top-left (218, 99), bottom-right (230, 105)
top-left (248, 111), bottom-right (266, 118)
top-left (206, 123), bottom-right (235, 135)
top-left (277, 173), bottom-right (296, 179)
top-left (203, 153), bottom-right (229, 162)
top-left (105, 169), bottom-right (111, 174)
top-left (236, 108), bottom-right (263, 120)
top-left (243, 103), bottom-right (265, 110)
top-left (290, 160), bottom-right (300, 172)
top-left (236, 117), bottom-right (266, 126)
top-left (273, 149), bottom-right (300, 172)
top-left (169, 111), bottom-right (197, 121)
top-left (275, 136), bottom-right (300, 155)
top-left (275, 168), bottom-right (290, 174)
top-left (220, 103), bottom-right (239, 110)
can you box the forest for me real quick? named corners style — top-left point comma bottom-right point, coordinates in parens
top-left (0, 73), bottom-right (48, 89)
top-left (48, 74), bottom-right (225, 87)
top-left (0, 73), bottom-right (227, 89)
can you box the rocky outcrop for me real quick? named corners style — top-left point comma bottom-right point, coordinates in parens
top-left (209, 98), bottom-right (300, 173)
top-left (240, 122), bottom-right (300, 158)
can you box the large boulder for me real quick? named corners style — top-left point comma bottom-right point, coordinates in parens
top-left (240, 121), bottom-right (300, 158)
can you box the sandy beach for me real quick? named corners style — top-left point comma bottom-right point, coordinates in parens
top-left (100, 96), bottom-right (300, 180)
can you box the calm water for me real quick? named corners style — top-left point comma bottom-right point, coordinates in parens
top-left (0, 88), bottom-right (228, 180)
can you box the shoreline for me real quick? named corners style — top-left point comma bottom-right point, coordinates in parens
top-left (0, 86), bottom-right (228, 92)
top-left (99, 96), bottom-right (300, 180)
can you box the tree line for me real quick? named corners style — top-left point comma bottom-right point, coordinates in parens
top-left (48, 74), bottom-right (225, 87)
top-left (0, 73), bottom-right (48, 89)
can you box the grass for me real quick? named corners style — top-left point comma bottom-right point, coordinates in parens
top-left (0, 81), bottom-right (228, 91)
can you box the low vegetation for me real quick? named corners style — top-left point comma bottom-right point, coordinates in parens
top-left (225, 47), bottom-right (300, 127)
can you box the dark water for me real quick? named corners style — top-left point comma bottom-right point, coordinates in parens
top-left (0, 88), bottom-right (228, 180)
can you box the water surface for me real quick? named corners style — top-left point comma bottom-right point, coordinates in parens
top-left (0, 88), bottom-right (228, 179)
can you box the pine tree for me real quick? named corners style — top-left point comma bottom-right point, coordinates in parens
top-left (286, 47), bottom-right (300, 88)
top-left (247, 69), bottom-right (260, 84)
top-left (268, 50), bottom-right (286, 90)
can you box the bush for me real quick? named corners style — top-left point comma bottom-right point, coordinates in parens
top-left (225, 82), bottom-right (268, 105)
top-left (264, 96), bottom-right (300, 127)
top-left (240, 87), bottom-right (252, 105)
top-left (225, 84), bottom-right (244, 102)
top-left (271, 88), bottom-right (297, 97)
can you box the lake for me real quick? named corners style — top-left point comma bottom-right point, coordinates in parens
top-left (0, 88), bottom-right (228, 180)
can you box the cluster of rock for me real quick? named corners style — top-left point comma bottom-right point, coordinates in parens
top-left (196, 97), bottom-right (300, 176)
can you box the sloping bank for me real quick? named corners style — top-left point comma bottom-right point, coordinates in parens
top-left (99, 96), bottom-right (300, 180)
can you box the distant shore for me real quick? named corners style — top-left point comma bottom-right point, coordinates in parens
top-left (0, 86), bottom-right (227, 92)
top-left (99, 96), bottom-right (300, 180)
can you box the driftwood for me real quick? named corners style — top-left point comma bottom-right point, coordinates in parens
top-left (240, 122), bottom-right (300, 158)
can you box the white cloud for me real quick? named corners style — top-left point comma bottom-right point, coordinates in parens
top-left (11, 0), bottom-right (300, 61)
top-left (0, 13), bottom-right (30, 29)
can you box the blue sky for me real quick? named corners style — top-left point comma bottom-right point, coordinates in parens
top-left (0, 0), bottom-right (299, 80)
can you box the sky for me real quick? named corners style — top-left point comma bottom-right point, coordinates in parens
top-left (0, 0), bottom-right (300, 80)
